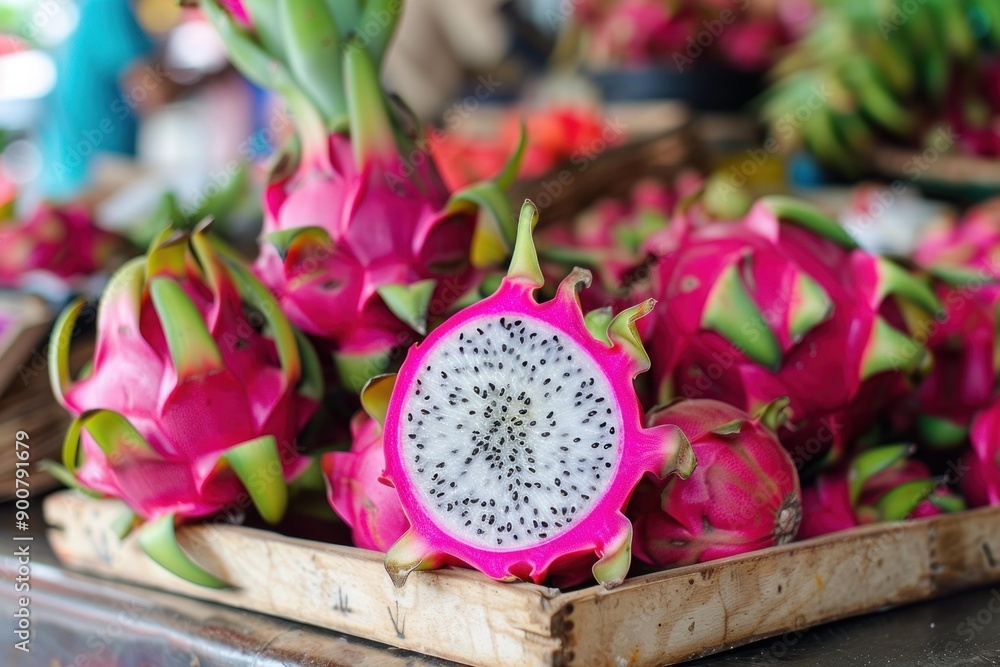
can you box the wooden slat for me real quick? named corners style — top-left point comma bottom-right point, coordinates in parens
top-left (45, 492), bottom-right (564, 667)
top-left (44, 491), bottom-right (1000, 667)
top-left (556, 506), bottom-right (1000, 665)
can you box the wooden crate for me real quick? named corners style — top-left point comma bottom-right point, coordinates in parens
top-left (0, 295), bottom-right (75, 501)
top-left (44, 491), bottom-right (1000, 667)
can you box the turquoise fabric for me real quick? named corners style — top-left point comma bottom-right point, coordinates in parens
top-left (38, 0), bottom-right (152, 199)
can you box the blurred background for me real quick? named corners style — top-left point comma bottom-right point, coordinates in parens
top-left (0, 0), bottom-right (995, 261)
top-left (1, 0), bottom-right (996, 492)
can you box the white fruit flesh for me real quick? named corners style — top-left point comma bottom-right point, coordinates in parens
top-left (399, 314), bottom-right (623, 549)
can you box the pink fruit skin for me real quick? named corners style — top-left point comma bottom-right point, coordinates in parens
top-left (964, 400), bottom-right (1000, 506)
top-left (255, 133), bottom-right (478, 363)
top-left (540, 176), bottom-right (703, 314)
top-left (586, 0), bottom-right (696, 65)
top-left (630, 399), bottom-right (801, 567)
top-left (798, 473), bottom-right (856, 540)
top-left (60, 247), bottom-right (316, 522)
top-left (0, 202), bottom-right (122, 288)
top-left (648, 202), bottom-right (918, 471)
top-left (381, 272), bottom-right (688, 584)
top-left (215, 0), bottom-right (251, 26)
top-left (322, 412), bottom-right (409, 551)
top-left (914, 200), bottom-right (1000, 427)
top-left (799, 456), bottom-right (948, 539)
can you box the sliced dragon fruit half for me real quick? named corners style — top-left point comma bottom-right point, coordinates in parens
top-left (368, 201), bottom-right (696, 588)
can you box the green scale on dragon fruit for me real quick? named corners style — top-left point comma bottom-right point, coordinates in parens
top-left (48, 225), bottom-right (322, 587)
top-left (799, 444), bottom-right (965, 539)
top-left (645, 196), bottom-right (942, 476)
top-left (909, 199), bottom-right (1000, 450)
top-left (363, 201), bottom-right (696, 589)
top-left (200, 0), bottom-right (521, 394)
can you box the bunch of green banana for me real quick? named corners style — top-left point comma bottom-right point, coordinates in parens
top-left (759, 0), bottom-right (1000, 171)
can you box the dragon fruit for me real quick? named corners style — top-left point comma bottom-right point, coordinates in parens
top-left (647, 197), bottom-right (941, 474)
top-left (201, 0), bottom-right (517, 393)
top-left (538, 175), bottom-right (702, 313)
top-left (911, 199), bottom-right (1000, 447)
top-left (798, 444), bottom-right (965, 539)
top-left (0, 200), bottom-right (125, 289)
top-left (579, 0), bottom-right (696, 67)
top-left (364, 201), bottom-right (695, 588)
top-left (322, 410), bottom-right (408, 551)
top-left (628, 398), bottom-right (801, 567)
top-left (48, 225), bottom-right (322, 586)
top-left (571, 0), bottom-right (793, 70)
top-left (963, 399), bottom-right (1000, 507)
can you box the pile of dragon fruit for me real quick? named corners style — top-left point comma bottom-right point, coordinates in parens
top-left (24, 0), bottom-right (1000, 590)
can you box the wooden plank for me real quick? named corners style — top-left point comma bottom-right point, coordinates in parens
top-left (45, 491), bottom-right (564, 667)
top-left (44, 491), bottom-right (1000, 667)
top-left (557, 506), bottom-right (1000, 666)
top-left (0, 293), bottom-right (51, 395)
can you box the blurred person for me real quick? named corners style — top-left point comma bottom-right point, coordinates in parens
top-left (383, 0), bottom-right (510, 118)
top-left (38, 0), bottom-right (154, 199)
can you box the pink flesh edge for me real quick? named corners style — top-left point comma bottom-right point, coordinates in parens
top-left (383, 277), bottom-right (658, 582)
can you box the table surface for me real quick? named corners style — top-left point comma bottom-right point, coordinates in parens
top-left (2, 498), bottom-right (999, 667)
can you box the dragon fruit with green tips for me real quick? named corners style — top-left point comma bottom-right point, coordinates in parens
top-left (910, 198), bottom-right (1000, 448)
top-left (646, 196), bottom-right (942, 473)
top-left (538, 175), bottom-right (702, 313)
top-left (201, 0), bottom-right (518, 393)
top-left (798, 444), bottom-right (965, 539)
top-left (322, 410), bottom-right (408, 552)
top-left (363, 200), bottom-right (695, 588)
top-left (48, 226), bottom-right (321, 587)
top-left (628, 398), bottom-right (801, 568)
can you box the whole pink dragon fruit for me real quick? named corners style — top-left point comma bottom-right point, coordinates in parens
top-left (49, 226), bottom-right (322, 586)
top-left (628, 398), bottom-right (801, 567)
top-left (798, 444), bottom-right (965, 539)
top-left (911, 199), bottom-right (1000, 447)
top-left (538, 175), bottom-right (702, 313)
top-left (201, 0), bottom-right (518, 393)
top-left (368, 201), bottom-right (695, 588)
top-left (963, 399), bottom-right (1000, 506)
top-left (322, 410), bottom-right (408, 552)
top-left (647, 196), bottom-right (941, 473)
top-left (0, 200), bottom-right (125, 288)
